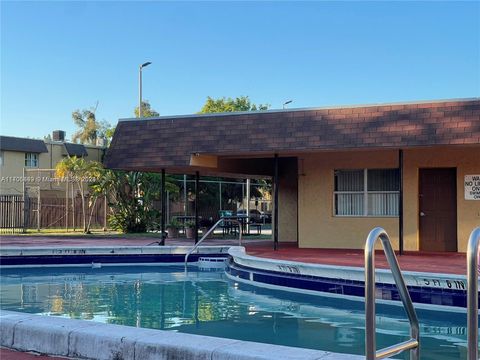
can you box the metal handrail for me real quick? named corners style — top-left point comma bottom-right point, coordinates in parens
top-left (184, 217), bottom-right (242, 266)
top-left (467, 227), bottom-right (480, 360)
top-left (365, 227), bottom-right (419, 360)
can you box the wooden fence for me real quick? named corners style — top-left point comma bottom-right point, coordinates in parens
top-left (0, 195), bottom-right (108, 233)
top-left (1, 195), bottom-right (239, 234)
top-left (0, 195), bottom-right (24, 234)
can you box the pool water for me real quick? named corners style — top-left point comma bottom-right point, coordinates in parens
top-left (0, 265), bottom-right (472, 360)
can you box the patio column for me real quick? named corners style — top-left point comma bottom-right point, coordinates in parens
top-left (160, 168), bottom-right (166, 246)
top-left (274, 154), bottom-right (279, 250)
top-left (219, 181), bottom-right (222, 212)
top-left (246, 178), bottom-right (250, 234)
top-left (195, 171), bottom-right (199, 244)
top-left (399, 149), bottom-right (404, 255)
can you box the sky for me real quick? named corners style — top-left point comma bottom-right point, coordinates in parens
top-left (1, 1), bottom-right (479, 140)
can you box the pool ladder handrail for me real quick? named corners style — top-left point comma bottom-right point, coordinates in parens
top-left (184, 217), bottom-right (242, 266)
top-left (467, 227), bottom-right (480, 360)
top-left (365, 227), bottom-right (419, 360)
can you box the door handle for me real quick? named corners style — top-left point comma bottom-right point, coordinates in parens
top-left (420, 212), bottom-right (426, 217)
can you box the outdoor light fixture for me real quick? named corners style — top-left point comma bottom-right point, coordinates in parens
top-left (139, 62), bottom-right (152, 118)
top-left (283, 100), bottom-right (293, 109)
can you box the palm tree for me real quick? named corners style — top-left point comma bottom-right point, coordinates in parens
top-left (56, 157), bottom-right (102, 232)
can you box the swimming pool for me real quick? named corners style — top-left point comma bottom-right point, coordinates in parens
top-left (0, 265), bottom-right (471, 360)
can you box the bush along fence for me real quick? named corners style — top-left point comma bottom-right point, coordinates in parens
top-left (0, 194), bottom-right (108, 234)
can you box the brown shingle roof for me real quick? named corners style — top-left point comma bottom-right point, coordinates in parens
top-left (64, 143), bottom-right (88, 157)
top-left (104, 98), bottom-right (480, 172)
top-left (0, 136), bottom-right (48, 153)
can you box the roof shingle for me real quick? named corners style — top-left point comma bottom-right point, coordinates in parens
top-left (104, 98), bottom-right (480, 172)
top-left (0, 136), bottom-right (48, 153)
top-left (64, 143), bottom-right (88, 157)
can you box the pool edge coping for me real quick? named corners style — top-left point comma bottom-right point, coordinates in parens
top-left (0, 310), bottom-right (365, 360)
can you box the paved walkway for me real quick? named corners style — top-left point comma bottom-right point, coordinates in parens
top-left (0, 235), bottom-right (467, 275)
top-left (246, 242), bottom-right (467, 275)
top-left (0, 348), bottom-right (71, 360)
top-left (0, 233), bottom-right (269, 247)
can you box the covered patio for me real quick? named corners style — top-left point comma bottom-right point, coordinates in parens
top-left (104, 98), bottom-right (480, 254)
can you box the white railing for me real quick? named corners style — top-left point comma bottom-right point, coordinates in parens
top-left (184, 217), bottom-right (242, 266)
top-left (365, 227), bottom-right (419, 360)
top-left (467, 227), bottom-right (480, 360)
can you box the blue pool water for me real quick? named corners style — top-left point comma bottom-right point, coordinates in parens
top-left (0, 265), bottom-right (472, 360)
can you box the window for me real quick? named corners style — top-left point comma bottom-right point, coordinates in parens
top-left (0, 151), bottom-right (3, 166)
top-left (334, 169), bottom-right (399, 216)
top-left (25, 153), bottom-right (39, 167)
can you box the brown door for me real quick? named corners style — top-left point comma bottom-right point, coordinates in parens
top-left (419, 168), bottom-right (457, 252)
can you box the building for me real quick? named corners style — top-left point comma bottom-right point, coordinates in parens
top-left (104, 98), bottom-right (480, 252)
top-left (0, 131), bottom-right (106, 197)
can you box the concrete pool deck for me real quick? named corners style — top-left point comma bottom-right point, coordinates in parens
top-left (0, 234), bottom-right (467, 275)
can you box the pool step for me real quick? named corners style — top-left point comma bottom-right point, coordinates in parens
top-left (197, 257), bottom-right (228, 269)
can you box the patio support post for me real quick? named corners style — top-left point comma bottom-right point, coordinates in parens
top-left (274, 154), bottom-right (279, 250)
top-left (160, 168), bottom-right (166, 246)
top-left (399, 149), bottom-right (404, 255)
top-left (65, 179), bottom-right (68, 232)
top-left (219, 181), bottom-right (222, 212)
top-left (22, 168), bottom-right (27, 233)
top-left (246, 178), bottom-right (250, 234)
top-left (195, 171), bottom-right (199, 244)
top-left (183, 175), bottom-right (187, 216)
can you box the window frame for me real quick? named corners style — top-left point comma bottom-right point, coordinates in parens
top-left (333, 168), bottom-right (400, 218)
top-left (24, 153), bottom-right (39, 168)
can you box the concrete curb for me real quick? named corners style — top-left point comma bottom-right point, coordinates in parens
top-left (0, 310), bottom-right (364, 360)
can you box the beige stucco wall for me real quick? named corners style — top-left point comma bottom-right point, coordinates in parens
top-left (278, 158), bottom-right (298, 243)
top-left (0, 151), bottom-right (27, 195)
top-left (298, 150), bottom-right (399, 249)
top-left (0, 143), bottom-right (105, 197)
top-left (85, 146), bottom-right (104, 162)
top-left (297, 146), bottom-right (480, 252)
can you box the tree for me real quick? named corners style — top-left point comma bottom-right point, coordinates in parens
top-left (104, 101), bottom-right (159, 145)
top-left (72, 105), bottom-right (110, 145)
top-left (134, 100), bottom-right (160, 118)
top-left (198, 96), bottom-right (269, 114)
top-left (92, 170), bottom-right (179, 233)
top-left (55, 157), bottom-right (103, 233)
top-left (104, 126), bottom-right (116, 146)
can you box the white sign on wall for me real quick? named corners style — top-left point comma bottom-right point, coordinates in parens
top-left (465, 175), bottom-right (480, 200)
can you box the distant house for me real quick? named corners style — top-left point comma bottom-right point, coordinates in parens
top-left (0, 131), bottom-right (106, 197)
top-left (105, 98), bottom-right (480, 253)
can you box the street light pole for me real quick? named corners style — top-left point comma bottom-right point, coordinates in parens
top-left (139, 61), bottom-right (152, 118)
top-left (283, 100), bottom-right (293, 109)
